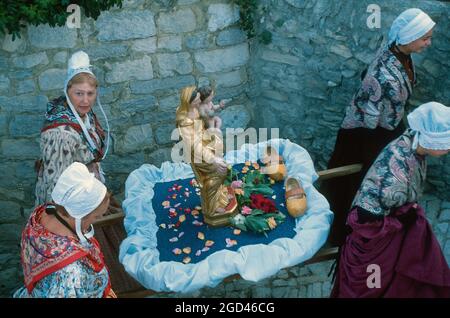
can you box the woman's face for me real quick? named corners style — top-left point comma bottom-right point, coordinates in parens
top-left (82, 193), bottom-right (110, 230)
top-left (403, 28), bottom-right (433, 53)
top-left (68, 82), bottom-right (97, 117)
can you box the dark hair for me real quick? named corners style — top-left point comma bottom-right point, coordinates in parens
top-left (198, 86), bottom-right (213, 102)
top-left (189, 89), bottom-right (198, 103)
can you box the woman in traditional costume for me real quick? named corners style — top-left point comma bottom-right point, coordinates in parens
top-left (322, 8), bottom-right (436, 246)
top-left (15, 163), bottom-right (116, 297)
top-left (34, 51), bottom-right (138, 293)
top-left (331, 102), bottom-right (450, 297)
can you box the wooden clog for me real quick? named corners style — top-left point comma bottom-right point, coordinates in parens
top-left (285, 177), bottom-right (307, 217)
top-left (260, 145), bottom-right (286, 181)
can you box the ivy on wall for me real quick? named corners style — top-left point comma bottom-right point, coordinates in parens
top-left (233, 0), bottom-right (272, 44)
top-left (0, 0), bottom-right (123, 39)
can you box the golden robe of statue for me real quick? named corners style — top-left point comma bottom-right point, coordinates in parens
top-left (176, 86), bottom-right (237, 227)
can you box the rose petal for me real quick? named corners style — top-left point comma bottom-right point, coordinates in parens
top-left (178, 232), bottom-right (185, 238)
top-left (195, 250), bottom-right (202, 257)
top-left (162, 201), bottom-right (170, 207)
top-left (182, 247), bottom-right (191, 254)
top-left (182, 257), bottom-right (191, 264)
top-left (197, 232), bottom-right (205, 240)
top-left (233, 229), bottom-right (241, 235)
top-left (169, 237), bottom-right (178, 243)
top-left (159, 223), bottom-right (166, 229)
top-left (172, 248), bottom-right (182, 255)
top-left (201, 247), bottom-right (210, 252)
top-left (179, 215), bottom-right (186, 223)
top-left (205, 240), bottom-right (214, 247)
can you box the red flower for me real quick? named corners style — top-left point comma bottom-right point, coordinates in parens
top-left (250, 194), bottom-right (276, 213)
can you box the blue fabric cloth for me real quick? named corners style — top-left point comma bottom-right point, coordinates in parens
top-left (154, 163), bottom-right (296, 264)
top-left (119, 139), bottom-right (333, 293)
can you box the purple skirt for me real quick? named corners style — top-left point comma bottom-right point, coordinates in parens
top-left (331, 203), bottom-right (450, 298)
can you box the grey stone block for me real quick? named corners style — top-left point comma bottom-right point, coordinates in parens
top-left (16, 79), bottom-right (35, 95)
top-left (158, 94), bottom-right (180, 111)
top-left (96, 10), bottom-right (156, 41)
top-left (0, 201), bottom-right (22, 223)
top-left (131, 37), bottom-right (157, 53)
top-left (120, 95), bottom-right (157, 114)
top-left (130, 75), bottom-right (195, 94)
top-left (207, 3), bottom-right (240, 32)
top-left (261, 50), bottom-right (300, 66)
top-left (157, 36), bottom-right (182, 52)
top-left (439, 209), bottom-right (450, 222)
top-left (8, 70), bottom-right (33, 80)
top-left (220, 105), bottom-right (251, 130)
top-left (53, 51), bottom-right (67, 65)
top-left (195, 43), bottom-right (249, 73)
top-left (185, 32), bottom-right (210, 50)
top-left (38, 68), bottom-right (66, 91)
top-left (0, 75), bottom-right (10, 94)
top-left (251, 286), bottom-right (272, 298)
top-left (101, 152), bottom-right (145, 174)
top-left (158, 8), bottom-right (196, 34)
top-left (1, 138), bottom-right (40, 159)
top-left (155, 125), bottom-right (177, 145)
top-left (0, 223), bottom-right (24, 242)
top-left (216, 28), bottom-right (247, 47)
top-left (106, 56), bottom-right (153, 84)
top-left (12, 52), bottom-right (48, 69)
top-left (9, 115), bottom-right (42, 137)
top-left (116, 123), bottom-right (154, 154)
top-left (213, 70), bottom-right (244, 88)
top-left (86, 44), bottom-right (129, 61)
top-left (28, 24), bottom-right (77, 49)
top-left (0, 95), bottom-right (48, 112)
top-left (157, 52), bottom-right (193, 77)
top-left (148, 148), bottom-right (173, 167)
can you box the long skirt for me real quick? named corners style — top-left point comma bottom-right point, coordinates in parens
top-left (331, 203), bottom-right (450, 298)
top-left (320, 123), bottom-right (405, 246)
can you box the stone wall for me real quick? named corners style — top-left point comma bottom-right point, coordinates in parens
top-left (250, 0), bottom-right (450, 199)
top-left (0, 0), bottom-right (449, 297)
top-left (0, 0), bottom-right (252, 296)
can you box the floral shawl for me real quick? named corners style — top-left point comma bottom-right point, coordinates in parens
top-left (341, 47), bottom-right (414, 131)
top-left (20, 204), bottom-right (111, 297)
top-left (352, 129), bottom-right (426, 216)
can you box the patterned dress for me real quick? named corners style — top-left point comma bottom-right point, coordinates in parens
top-left (35, 96), bottom-right (106, 205)
top-left (322, 46), bottom-right (415, 245)
top-left (352, 129), bottom-right (426, 216)
top-left (341, 46), bottom-right (414, 130)
top-left (13, 204), bottom-right (112, 298)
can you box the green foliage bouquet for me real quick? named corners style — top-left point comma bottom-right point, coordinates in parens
top-left (225, 161), bottom-right (285, 236)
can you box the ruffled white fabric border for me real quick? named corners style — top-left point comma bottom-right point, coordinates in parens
top-left (119, 139), bottom-right (333, 293)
